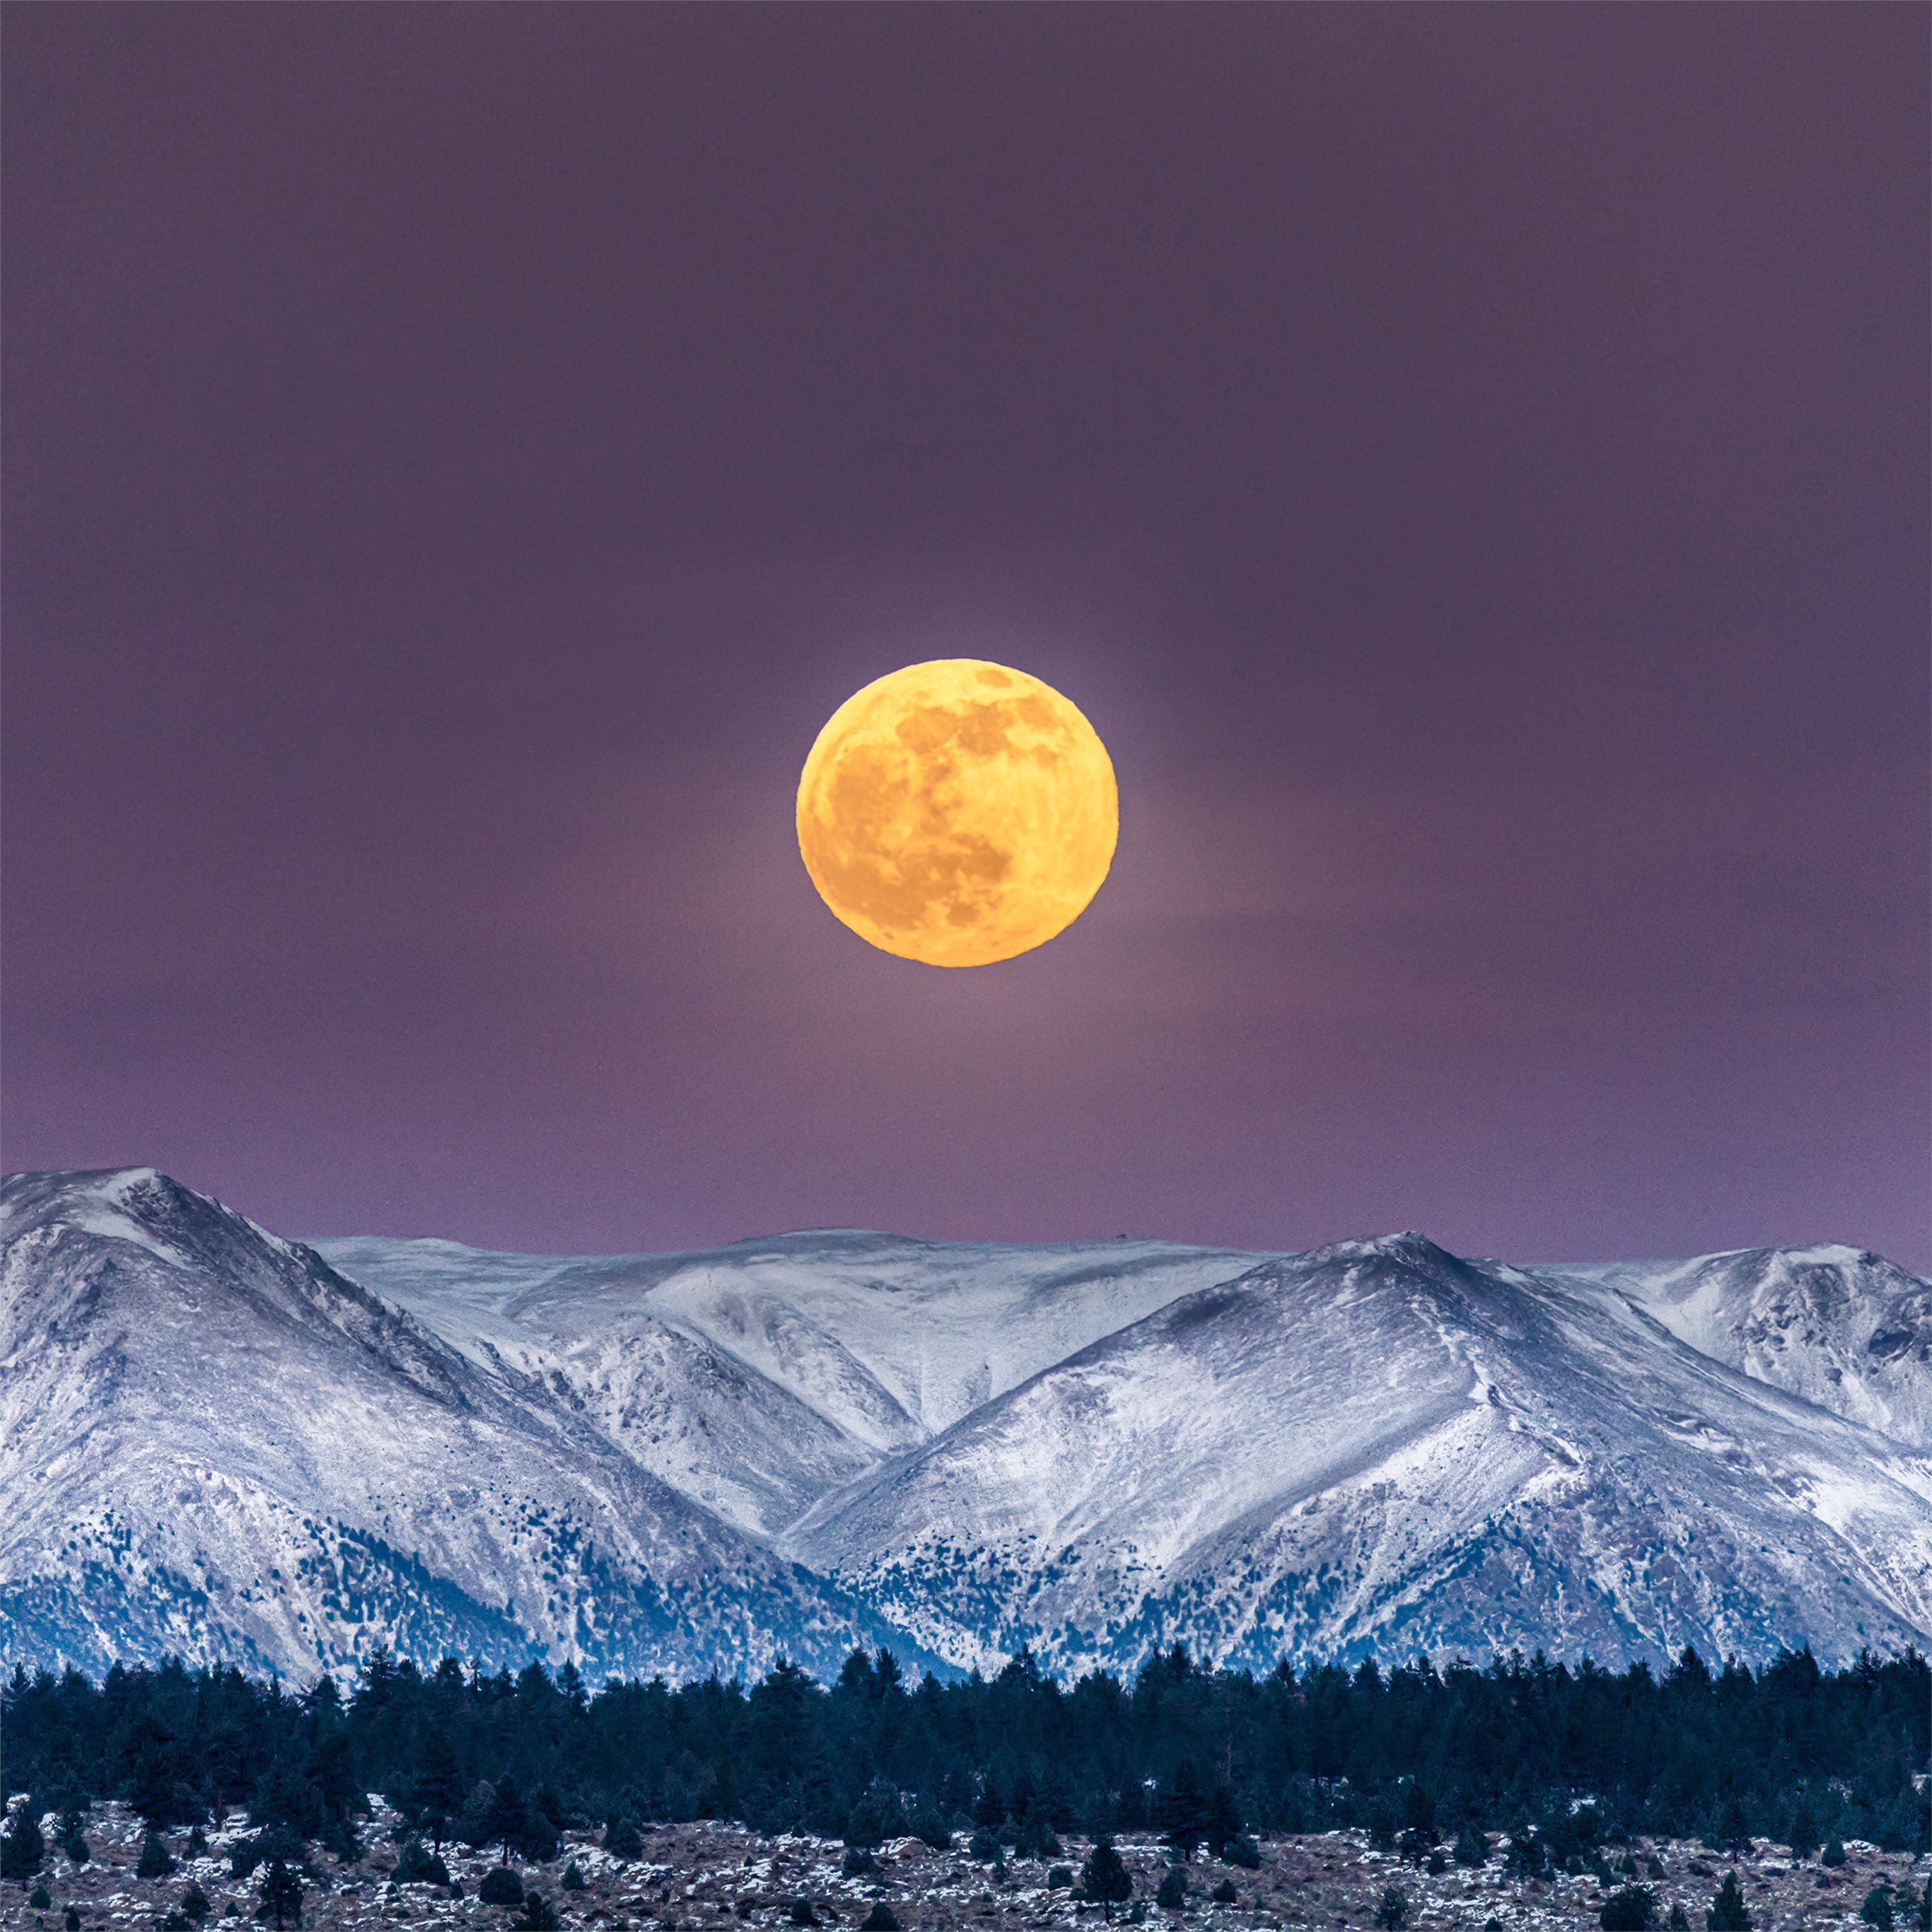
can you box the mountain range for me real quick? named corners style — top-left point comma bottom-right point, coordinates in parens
top-left (3, 1166), bottom-right (1928, 1683)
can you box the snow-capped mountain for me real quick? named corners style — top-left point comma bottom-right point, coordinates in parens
top-left (4, 1167), bottom-right (1928, 1682)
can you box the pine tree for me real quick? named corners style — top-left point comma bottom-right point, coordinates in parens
top-left (603, 1815), bottom-right (643, 1861)
top-left (861, 1907), bottom-right (900, 1932)
top-left (182, 1880), bottom-right (211, 1921)
top-left (1211, 1880), bottom-right (1238, 1904)
top-left (0, 1805), bottom-right (46, 1880)
top-left (257, 1856), bottom-right (304, 1930)
top-left (561, 1863), bottom-right (586, 1892)
top-left (406, 1727), bottom-right (465, 1851)
top-left (138, 1833), bottom-right (177, 1879)
top-left (1862, 1890), bottom-right (1896, 1932)
top-left (1823, 1839), bottom-right (1849, 1868)
top-left (1602, 1887), bottom-right (1658, 1931)
top-left (1706, 1873), bottom-right (1751, 1932)
top-left (1082, 1839), bottom-right (1134, 1909)
top-left (29, 1883), bottom-right (52, 1910)
top-left (1454, 1827), bottom-right (1490, 1869)
top-left (1158, 1763), bottom-right (1209, 1862)
top-left (1204, 1785), bottom-right (1243, 1861)
top-left (518, 1891), bottom-right (559, 1931)
top-left (482, 1779), bottom-right (528, 1865)
top-left (1156, 1868), bottom-right (1187, 1909)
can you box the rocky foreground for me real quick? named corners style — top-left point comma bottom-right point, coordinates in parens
top-left (2, 1804), bottom-right (1925, 1932)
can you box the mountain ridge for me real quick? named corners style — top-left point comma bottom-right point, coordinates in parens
top-left (4, 1166), bottom-right (1928, 1682)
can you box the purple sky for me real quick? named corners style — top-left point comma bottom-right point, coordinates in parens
top-left (6, 6), bottom-right (1927, 1267)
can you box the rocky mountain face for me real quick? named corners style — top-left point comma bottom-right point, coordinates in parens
top-left (3, 1168), bottom-right (1928, 1682)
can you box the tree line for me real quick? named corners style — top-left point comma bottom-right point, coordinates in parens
top-left (2, 1640), bottom-right (1926, 1879)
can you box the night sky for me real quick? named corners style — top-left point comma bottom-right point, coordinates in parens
top-left (6, 6), bottom-right (1926, 1266)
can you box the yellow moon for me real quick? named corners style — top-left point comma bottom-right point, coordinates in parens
top-left (796, 659), bottom-right (1118, 967)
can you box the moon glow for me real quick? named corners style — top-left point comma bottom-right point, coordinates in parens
top-left (797, 660), bottom-right (1119, 967)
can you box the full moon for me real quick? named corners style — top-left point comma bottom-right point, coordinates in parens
top-left (796, 659), bottom-right (1118, 967)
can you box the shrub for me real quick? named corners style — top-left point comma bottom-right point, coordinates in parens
top-left (29, 1883), bottom-right (52, 1909)
top-left (182, 1882), bottom-right (211, 1921)
top-left (969, 1829), bottom-right (1003, 1863)
top-left (1668, 1907), bottom-right (1690, 1932)
top-left (1863, 1890), bottom-right (1896, 1932)
top-left (1427, 1851), bottom-right (1448, 1876)
top-left (61, 1829), bottom-right (90, 1868)
top-left (1223, 1837), bottom-right (1261, 1870)
top-left (1602, 1887), bottom-right (1658, 1931)
top-left (1048, 1866), bottom-right (1075, 1890)
top-left (66, 1909), bottom-right (82, 1931)
top-left (788, 1901), bottom-right (817, 1927)
top-left (187, 1829), bottom-right (209, 1860)
top-left (392, 1839), bottom-right (450, 1888)
top-left (518, 1893), bottom-right (559, 1932)
top-left (1823, 1840), bottom-right (1848, 1869)
top-left (1156, 1868), bottom-right (1187, 1909)
top-left (479, 1868), bottom-right (526, 1907)
top-left (139, 1835), bottom-right (178, 1880)
top-left (1375, 1888), bottom-right (1407, 1931)
top-left (561, 1863), bottom-right (586, 1892)
top-left (1211, 1880), bottom-right (1238, 1904)
top-left (1454, 1829), bottom-right (1490, 1870)
top-left (861, 1909), bottom-right (900, 1932)
top-left (604, 1815), bottom-right (644, 1861)
top-left (842, 1848), bottom-right (881, 1878)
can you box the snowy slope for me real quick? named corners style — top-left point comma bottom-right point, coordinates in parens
top-left (0, 1171), bottom-right (919, 1682)
top-left (784, 1236), bottom-right (1932, 1673)
top-left (1540, 1247), bottom-right (1932, 1450)
top-left (5, 1168), bottom-right (1929, 1681)
top-left (315, 1230), bottom-right (1262, 1534)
